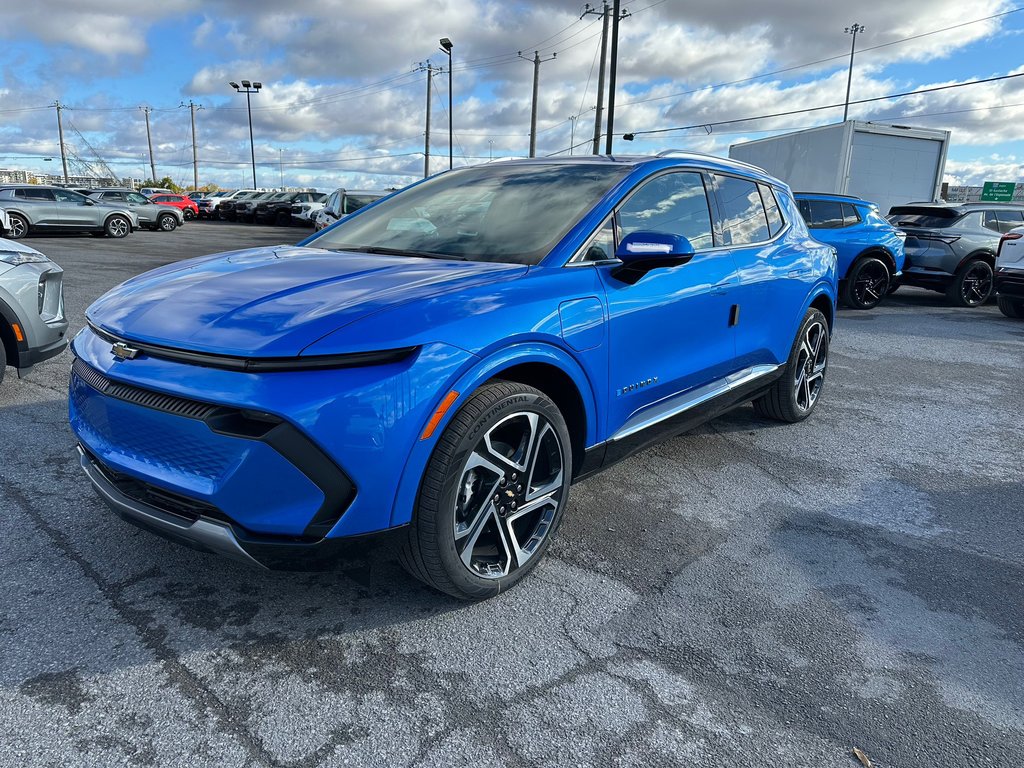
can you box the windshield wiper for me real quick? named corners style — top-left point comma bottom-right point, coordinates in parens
top-left (331, 245), bottom-right (467, 261)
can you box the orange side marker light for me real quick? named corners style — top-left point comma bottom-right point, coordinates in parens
top-left (11, 323), bottom-right (24, 342)
top-left (421, 390), bottom-right (460, 440)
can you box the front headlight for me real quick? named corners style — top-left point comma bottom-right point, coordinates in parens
top-left (0, 250), bottom-right (48, 266)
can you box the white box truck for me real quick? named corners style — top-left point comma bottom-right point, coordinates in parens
top-left (729, 121), bottom-right (950, 215)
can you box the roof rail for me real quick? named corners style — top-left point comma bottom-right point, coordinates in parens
top-left (794, 192), bottom-right (864, 200)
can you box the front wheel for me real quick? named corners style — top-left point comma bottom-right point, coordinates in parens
top-left (843, 256), bottom-right (890, 309)
top-left (104, 215), bottom-right (130, 238)
top-left (158, 214), bottom-right (178, 232)
top-left (753, 308), bottom-right (829, 423)
top-left (399, 381), bottom-right (572, 600)
top-left (947, 259), bottom-right (993, 307)
top-left (7, 213), bottom-right (28, 239)
top-left (183, 209), bottom-right (195, 221)
top-left (997, 295), bottom-right (1024, 318)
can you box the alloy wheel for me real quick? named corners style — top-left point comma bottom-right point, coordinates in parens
top-left (108, 217), bottom-right (129, 237)
top-left (853, 261), bottom-right (889, 307)
top-left (8, 215), bottom-right (27, 239)
top-left (794, 320), bottom-right (827, 412)
top-left (453, 411), bottom-right (564, 579)
top-left (960, 263), bottom-right (993, 306)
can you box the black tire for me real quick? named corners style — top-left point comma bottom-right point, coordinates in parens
top-left (887, 283), bottom-right (900, 295)
top-left (753, 308), bottom-right (829, 423)
top-left (7, 213), bottom-right (29, 240)
top-left (275, 210), bottom-right (291, 227)
top-left (842, 256), bottom-right (890, 310)
top-left (399, 380), bottom-right (573, 600)
top-left (997, 295), bottom-right (1024, 318)
top-left (157, 214), bottom-right (178, 232)
top-left (183, 209), bottom-right (195, 221)
top-left (946, 258), bottom-right (993, 307)
top-left (104, 215), bottom-right (131, 238)
top-left (0, 333), bottom-right (6, 385)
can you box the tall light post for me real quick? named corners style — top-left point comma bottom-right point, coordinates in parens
top-left (229, 80), bottom-right (262, 187)
top-left (843, 24), bottom-right (864, 122)
top-left (568, 115), bottom-right (578, 155)
top-left (439, 38), bottom-right (454, 170)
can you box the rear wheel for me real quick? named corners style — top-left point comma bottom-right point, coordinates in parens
top-left (843, 256), bottom-right (890, 310)
top-left (275, 210), bottom-right (291, 227)
top-left (183, 209), bottom-right (195, 221)
top-left (753, 308), bottom-right (829, 423)
top-left (7, 213), bottom-right (28, 239)
top-left (997, 295), bottom-right (1024, 318)
top-left (946, 258), bottom-right (993, 307)
top-left (400, 381), bottom-right (572, 600)
top-left (158, 214), bottom-right (177, 232)
top-left (105, 215), bottom-right (130, 238)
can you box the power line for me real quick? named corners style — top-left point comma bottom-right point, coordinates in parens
top-left (622, 71), bottom-right (1024, 140)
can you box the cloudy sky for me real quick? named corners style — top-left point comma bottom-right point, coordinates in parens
top-left (1, 0), bottom-right (1022, 191)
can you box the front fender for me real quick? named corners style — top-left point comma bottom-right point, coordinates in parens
top-left (387, 340), bottom-right (600, 528)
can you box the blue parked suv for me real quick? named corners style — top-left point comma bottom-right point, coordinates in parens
top-left (795, 193), bottom-right (905, 310)
top-left (69, 154), bottom-right (837, 599)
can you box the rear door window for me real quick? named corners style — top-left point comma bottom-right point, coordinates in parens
top-left (801, 200), bottom-right (844, 229)
top-left (982, 210), bottom-right (1001, 232)
top-left (715, 175), bottom-right (770, 244)
top-left (841, 203), bottom-right (861, 226)
top-left (15, 188), bottom-right (55, 201)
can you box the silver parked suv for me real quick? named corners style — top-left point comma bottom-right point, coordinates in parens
top-left (889, 202), bottom-right (1024, 306)
top-left (0, 185), bottom-right (140, 239)
top-left (0, 237), bottom-right (67, 384)
top-left (87, 188), bottom-right (184, 231)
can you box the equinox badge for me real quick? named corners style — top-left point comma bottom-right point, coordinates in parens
top-left (111, 342), bottom-right (140, 361)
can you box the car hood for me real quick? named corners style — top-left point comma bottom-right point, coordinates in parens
top-left (86, 245), bottom-right (527, 357)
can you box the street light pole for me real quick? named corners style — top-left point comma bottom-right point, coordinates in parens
top-left (229, 80), bottom-right (262, 188)
top-left (843, 24), bottom-right (864, 122)
top-left (568, 115), bottom-right (578, 155)
top-left (439, 38), bottom-right (454, 170)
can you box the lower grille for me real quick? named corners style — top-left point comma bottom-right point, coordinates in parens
top-left (84, 447), bottom-right (231, 526)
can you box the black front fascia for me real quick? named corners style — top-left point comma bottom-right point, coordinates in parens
top-left (72, 358), bottom-right (355, 539)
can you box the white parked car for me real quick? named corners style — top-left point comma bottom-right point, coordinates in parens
top-left (995, 225), bottom-right (1024, 318)
top-left (0, 207), bottom-right (10, 237)
top-left (313, 188), bottom-right (386, 231)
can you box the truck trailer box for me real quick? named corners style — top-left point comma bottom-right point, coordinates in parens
top-left (729, 121), bottom-right (950, 215)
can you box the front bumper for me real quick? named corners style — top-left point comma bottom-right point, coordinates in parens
top-left (0, 262), bottom-right (68, 368)
top-left (68, 326), bottom-right (473, 562)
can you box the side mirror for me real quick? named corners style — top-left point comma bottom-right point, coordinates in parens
top-left (611, 231), bottom-right (695, 284)
top-left (83, 199), bottom-right (95, 206)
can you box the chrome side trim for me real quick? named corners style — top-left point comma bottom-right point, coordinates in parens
top-left (610, 364), bottom-right (781, 442)
top-left (78, 447), bottom-right (266, 569)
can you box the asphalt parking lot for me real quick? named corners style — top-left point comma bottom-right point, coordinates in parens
top-left (1, 220), bottom-right (1022, 767)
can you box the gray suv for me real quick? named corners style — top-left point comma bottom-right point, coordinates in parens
top-left (0, 186), bottom-right (140, 239)
top-left (0, 237), bottom-right (67, 384)
top-left (889, 202), bottom-right (1024, 306)
top-left (87, 188), bottom-right (184, 231)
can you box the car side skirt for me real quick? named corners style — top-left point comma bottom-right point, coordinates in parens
top-left (573, 364), bottom-right (784, 482)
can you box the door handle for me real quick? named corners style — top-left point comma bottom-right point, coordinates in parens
top-left (788, 269), bottom-right (810, 278)
top-left (710, 282), bottom-right (730, 296)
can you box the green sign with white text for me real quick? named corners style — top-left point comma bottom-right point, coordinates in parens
top-left (980, 181), bottom-right (1017, 202)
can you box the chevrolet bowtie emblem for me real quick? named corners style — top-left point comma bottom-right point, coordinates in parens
top-left (111, 342), bottom-right (140, 361)
top-left (505, 490), bottom-right (516, 499)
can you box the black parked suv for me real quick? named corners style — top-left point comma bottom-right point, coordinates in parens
top-left (889, 202), bottom-right (1024, 306)
top-left (253, 191), bottom-right (324, 226)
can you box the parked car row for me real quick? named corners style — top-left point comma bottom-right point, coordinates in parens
top-left (197, 189), bottom-right (327, 226)
top-left (793, 192), bottom-right (1024, 310)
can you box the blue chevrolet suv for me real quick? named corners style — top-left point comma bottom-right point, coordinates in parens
top-left (69, 154), bottom-right (836, 600)
top-left (795, 193), bottom-right (905, 310)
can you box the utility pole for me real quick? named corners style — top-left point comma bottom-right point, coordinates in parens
top-left (419, 62), bottom-right (441, 177)
top-left (519, 50), bottom-right (557, 158)
top-left (843, 23), bottom-right (864, 122)
top-left (54, 101), bottom-right (69, 184)
top-left (439, 38), bottom-right (454, 170)
top-left (140, 106), bottom-right (156, 182)
top-left (583, 3), bottom-right (610, 155)
top-left (181, 100), bottom-right (203, 190)
top-left (278, 149), bottom-right (284, 187)
top-left (604, 0), bottom-right (627, 155)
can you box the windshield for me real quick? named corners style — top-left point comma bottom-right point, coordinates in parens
top-left (311, 163), bottom-right (630, 265)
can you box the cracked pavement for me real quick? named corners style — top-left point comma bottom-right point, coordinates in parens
top-left (1, 222), bottom-right (1022, 767)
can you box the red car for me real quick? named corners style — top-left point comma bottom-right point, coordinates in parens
top-left (148, 193), bottom-right (199, 221)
